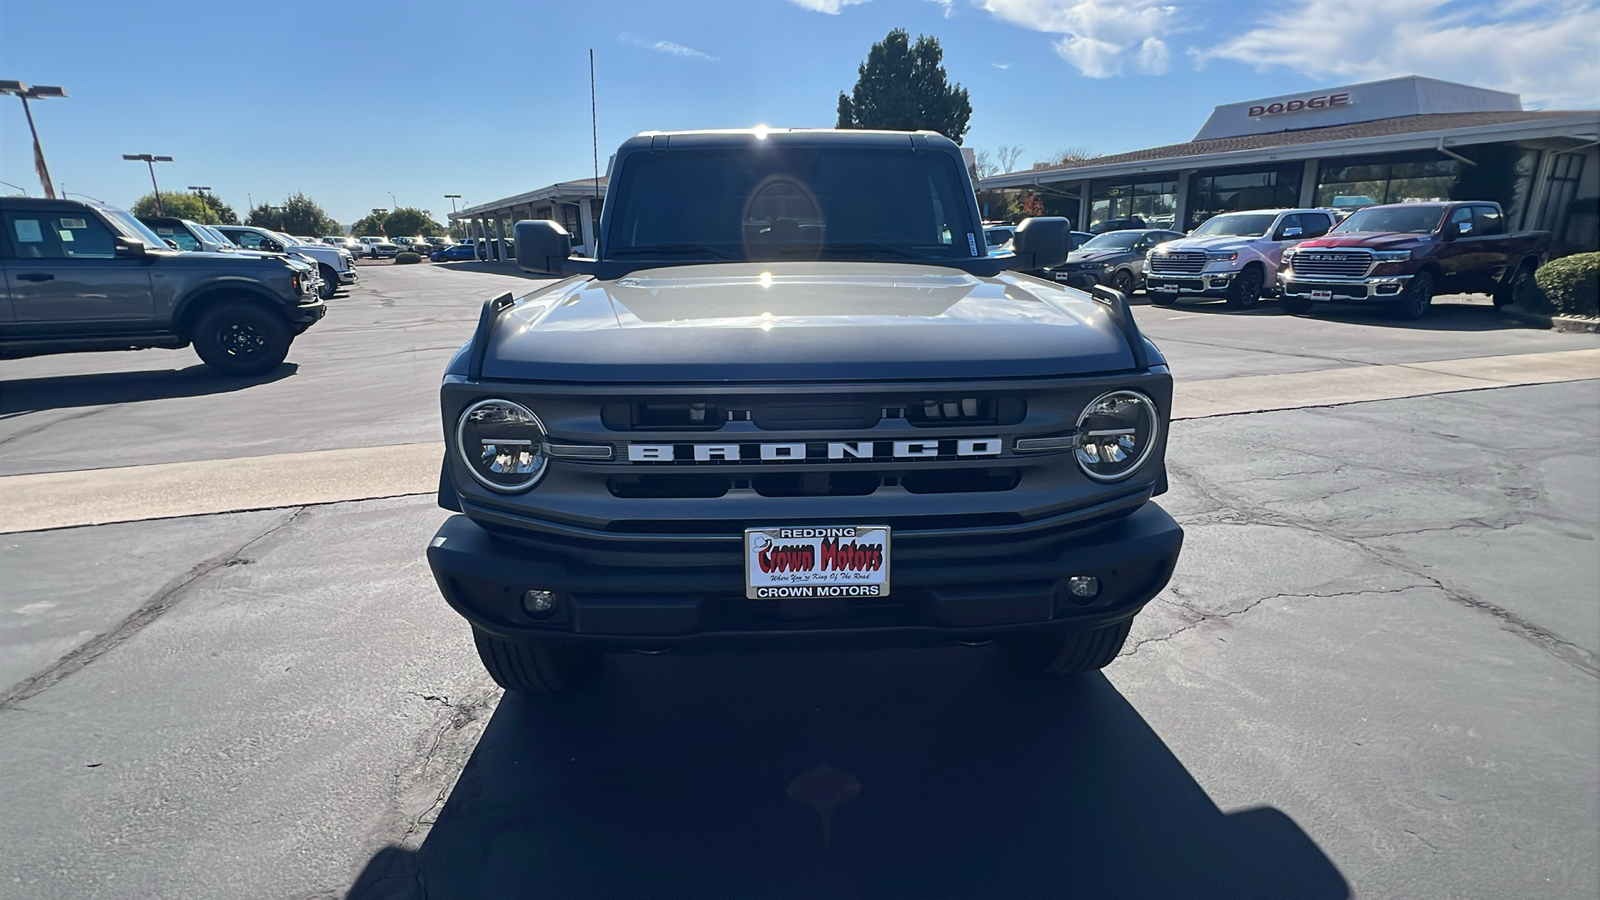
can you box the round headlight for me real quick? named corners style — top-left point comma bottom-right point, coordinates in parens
top-left (1075, 390), bottom-right (1159, 482)
top-left (456, 399), bottom-right (547, 492)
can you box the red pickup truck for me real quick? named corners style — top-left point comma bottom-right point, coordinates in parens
top-left (1278, 201), bottom-right (1549, 319)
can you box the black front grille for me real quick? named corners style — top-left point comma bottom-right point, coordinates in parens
top-left (607, 468), bottom-right (1021, 499)
top-left (1290, 250), bottom-right (1372, 279)
top-left (1149, 251), bottom-right (1206, 275)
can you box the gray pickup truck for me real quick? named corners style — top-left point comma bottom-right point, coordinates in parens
top-left (1, 198), bottom-right (326, 375)
top-left (425, 129), bottom-right (1184, 693)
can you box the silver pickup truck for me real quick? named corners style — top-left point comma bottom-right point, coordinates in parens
top-left (424, 128), bottom-right (1185, 694)
top-left (1, 198), bottom-right (326, 374)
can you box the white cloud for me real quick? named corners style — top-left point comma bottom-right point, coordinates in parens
top-left (1199, 0), bottom-right (1600, 108)
top-left (927, 0), bottom-right (956, 16)
top-left (618, 32), bottom-right (719, 62)
top-left (991, 62), bottom-right (1015, 69)
top-left (979, 0), bottom-right (1179, 77)
top-left (787, 0), bottom-right (871, 13)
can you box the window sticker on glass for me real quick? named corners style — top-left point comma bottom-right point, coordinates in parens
top-left (967, 233), bottom-right (978, 256)
top-left (59, 230), bottom-right (76, 242)
top-left (14, 220), bottom-right (43, 243)
top-left (60, 218), bottom-right (88, 229)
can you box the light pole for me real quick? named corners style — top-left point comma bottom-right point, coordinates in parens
top-left (0, 180), bottom-right (27, 196)
top-left (0, 80), bottom-right (67, 198)
top-left (445, 193), bottom-right (461, 214)
top-left (122, 153), bottom-right (173, 214)
top-left (387, 191), bottom-right (398, 210)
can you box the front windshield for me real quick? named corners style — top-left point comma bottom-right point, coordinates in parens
top-left (606, 147), bottom-right (977, 262)
top-left (103, 208), bottom-right (173, 250)
top-left (1189, 213), bottom-right (1278, 237)
top-left (201, 224), bottom-right (236, 247)
top-left (1334, 205), bottom-right (1446, 235)
top-left (1081, 231), bottom-right (1143, 250)
top-left (274, 231), bottom-right (301, 246)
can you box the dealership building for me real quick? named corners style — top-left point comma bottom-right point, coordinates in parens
top-left (977, 75), bottom-right (1598, 255)
top-left (450, 176), bottom-right (607, 260)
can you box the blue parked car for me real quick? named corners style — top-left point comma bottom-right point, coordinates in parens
top-left (430, 243), bottom-right (477, 262)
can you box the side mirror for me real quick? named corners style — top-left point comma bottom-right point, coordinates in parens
top-left (514, 219), bottom-right (573, 275)
top-left (1007, 216), bottom-right (1071, 270)
top-left (114, 235), bottom-right (147, 259)
top-left (264, 240), bottom-right (283, 253)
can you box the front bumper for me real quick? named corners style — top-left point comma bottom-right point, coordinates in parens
top-left (426, 502), bottom-right (1183, 650)
top-left (1144, 272), bottom-right (1233, 296)
top-left (338, 268), bottom-right (360, 284)
top-left (1279, 274), bottom-right (1411, 301)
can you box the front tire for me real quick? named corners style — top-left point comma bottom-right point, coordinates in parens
top-left (1226, 266), bottom-right (1264, 308)
top-left (997, 620), bottom-right (1133, 676)
top-left (1396, 270), bottom-right (1435, 320)
top-left (1110, 268), bottom-right (1136, 296)
top-left (317, 265), bottom-right (338, 299)
top-left (191, 301), bottom-right (291, 376)
top-left (472, 628), bottom-right (596, 693)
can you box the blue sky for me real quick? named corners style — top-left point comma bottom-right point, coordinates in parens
top-left (2, 0), bottom-right (1595, 227)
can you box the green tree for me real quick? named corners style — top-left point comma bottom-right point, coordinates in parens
top-left (130, 191), bottom-right (222, 224)
top-left (836, 29), bottom-right (972, 144)
top-left (200, 192), bottom-right (240, 225)
top-left (350, 211), bottom-right (388, 237)
top-left (382, 207), bottom-right (445, 237)
top-left (246, 192), bottom-right (340, 236)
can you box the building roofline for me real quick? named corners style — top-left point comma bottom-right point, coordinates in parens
top-left (979, 111), bottom-right (1600, 190)
top-left (451, 177), bottom-right (607, 219)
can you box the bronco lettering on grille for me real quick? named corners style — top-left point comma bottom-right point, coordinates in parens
top-left (627, 439), bottom-right (1004, 463)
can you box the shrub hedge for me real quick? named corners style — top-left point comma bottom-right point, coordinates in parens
top-left (394, 251), bottom-right (422, 265)
top-left (1514, 252), bottom-right (1599, 318)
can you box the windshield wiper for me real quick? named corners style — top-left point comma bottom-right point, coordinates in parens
top-left (611, 243), bottom-right (737, 259)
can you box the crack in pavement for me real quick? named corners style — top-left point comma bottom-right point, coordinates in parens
top-left (1163, 458), bottom-right (1599, 678)
top-left (1126, 585), bottom-right (1430, 658)
top-left (0, 507), bottom-right (308, 709)
top-left (0, 405), bottom-right (112, 447)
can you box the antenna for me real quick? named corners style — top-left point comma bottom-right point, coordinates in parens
top-left (590, 48), bottom-right (600, 201)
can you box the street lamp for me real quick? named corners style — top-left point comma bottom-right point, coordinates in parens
top-left (0, 80), bottom-right (67, 198)
top-left (122, 153), bottom-right (173, 214)
top-left (445, 193), bottom-right (461, 213)
top-left (0, 180), bottom-right (27, 196)
top-left (387, 191), bottom-right (398, 209)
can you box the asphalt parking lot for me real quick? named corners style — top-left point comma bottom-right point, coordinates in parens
top-left (1, 265), bottom-right (1596, 899)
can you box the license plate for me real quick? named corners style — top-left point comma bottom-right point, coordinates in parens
top-left (1157, 283), bottom-right (1179, 293)
top-left (745, 525), bottom-right (890, 600)
top-left (1311, 290), bottom-right (1333, 300)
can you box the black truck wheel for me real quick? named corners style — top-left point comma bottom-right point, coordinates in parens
top-left (472, 628), bottom-right (596, 693)
top-left (318, 265), bottom-right (339, 299)
top-left (192, 301), bottom-right (291, 376)
top-left (1494, 261), bottom-right (1535, 308)
top-left (1396, 270), bottom-right (1435, 320)
top-left (1225, 265), bottom-right (1264, 308)
top-left (998, 620), bottom-right (1133, 676)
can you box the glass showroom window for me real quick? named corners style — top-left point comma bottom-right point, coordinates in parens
top-left (1316, 154), bottom-right (1460, 212)
top-left (1090, 176), bottom-right (1177, 229)
top-left (1185, 162), bottom-right (1303, 231)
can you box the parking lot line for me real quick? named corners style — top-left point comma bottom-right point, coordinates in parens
top-left (2, 348), bottom-right (1596, 534)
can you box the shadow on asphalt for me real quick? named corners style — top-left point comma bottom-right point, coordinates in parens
top-left (0, 362), bottom-right (297, 414)
top-left (347, 646), bottom-right (1349, 900)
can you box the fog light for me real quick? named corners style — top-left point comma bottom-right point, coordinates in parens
top-left (1067, 576), bottom-right (1100, 600)
top-left (522, 589), bottom-right (558, 617)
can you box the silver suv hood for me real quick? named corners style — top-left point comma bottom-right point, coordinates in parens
top-left (476, 262), bottom-right (1141, 382)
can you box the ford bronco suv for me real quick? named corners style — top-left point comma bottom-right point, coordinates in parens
top-left (1279, 201), bottom-right (1550, 319)
top-left (425, 129), bottom-right (1184, 692)
top-left (1, 197), bottom-right (326, 375)
top-left (1144, 208), bottom-right (1336, 308)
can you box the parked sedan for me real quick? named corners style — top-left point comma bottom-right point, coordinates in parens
top-left (1046, 228), bottom-right (1186, 294)
top-left (430, 243), bottom-right (477, 262)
